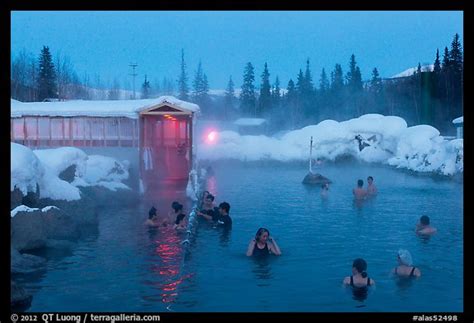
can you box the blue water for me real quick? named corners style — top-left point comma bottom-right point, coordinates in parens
top-left (19, 161), bottom-right (463, 312)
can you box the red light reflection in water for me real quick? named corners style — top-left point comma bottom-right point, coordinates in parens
top-left (144, 187), bottom-right (193, 306)
top-left (150, 231), bottom-right (185, 304)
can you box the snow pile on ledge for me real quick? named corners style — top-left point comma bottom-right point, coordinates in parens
top-left (197, 114), bottom-right (463, 176)
top-left (11, 205), bottom-right (59, 217)
top-left (11, 143), bottom-right (44, 195)
top-left (34, 147), bottom-right (87, 178)
top-left (72, 155), bottom-right (131, 191)
top-left (11, 144), bottom-right (132, 201)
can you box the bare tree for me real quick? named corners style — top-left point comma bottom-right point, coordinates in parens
top-left (55, 51), bottom-right (75, 100)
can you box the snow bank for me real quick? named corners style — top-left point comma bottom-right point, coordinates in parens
top-left (82, 155), bottom-right (129, 184)
top-left (34, 147), bottom-right (87, 178)
top-left (11, 144), bottom-right (132, 202)
top-left (11, 143), bottom-right (44, 195)
top-left (11, 205), bottom-right (60, 217)
top-left (452, 116), bottom-right (463, 124)
top-left (11, 205), bottom-right (40, 217)
top-left (197, 114), bottom-right (463, 176)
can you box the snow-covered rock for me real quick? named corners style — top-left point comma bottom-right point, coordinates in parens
top-left (11, 143), bottom-right (43, 195)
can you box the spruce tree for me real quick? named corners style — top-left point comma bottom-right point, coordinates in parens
top-left (330, 64), bottom-right (345, 119)
top-left (192, 60), bottom-right (210, 106)
top-left (319, 68), bottom-right (329, 93)
top-left (258, 62), bottom-right (272, 117)
top-left (240, 62), bottom-right (256, 117)
top-left (433, 49), bottom-right (441, 74)
top-left (304, 59), bottom-right (314, 94)
top-left (449, 33), bottom-right (463, 122)
top-left (331, 64), bottom-right (344, 92)
top-left (224, 75), bottom-right (235, 120)
top-left (37, 46), bottom-right (57, 101)
top-left (442, 46), bottom-right (450, 70)
top-left (271, 76), bottom-right (282, 128)
top-left (346, 54), bottom-right (363, 92)
top-left (370, 67), bottom-right (382, 92)
top-left (271, 76), bottom-right (281, 103)
top-left (296, 69), bottom-right (305, 97)
top-left (177, 49), bottom-right (189, 101)
top-left (449, 33), bottom-right (463, 74)
top-left (286, 79), bottom-right (298, 128)
top-left (141, 74), bottom-right (151, 99)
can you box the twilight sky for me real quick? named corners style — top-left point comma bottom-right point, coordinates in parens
top-left (11, 11), bottom-right (463, 91)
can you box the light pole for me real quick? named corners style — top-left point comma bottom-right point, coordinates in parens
top-left (129, 63), bottom-right (138, 99)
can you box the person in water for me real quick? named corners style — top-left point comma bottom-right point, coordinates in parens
top-left (215, 202), bottom-right (232, 228)
top-left (144, 206), bottom-right (160, 227)
top-left (246, 228), bottom-right (282, 257)
top-left (343, 258), bottom-right (375, 288)
top-left (321, 182), bottom-right (329, 198)
top-left (171, 202), bottom-right (187, 231)
top-left (353, 179), bottom-right (367, 200)
top-left (366, 176), bottom-right (378, 196)
top-left (197, 193), bottom-right (219, 222)
top-left (392, 249), bottom-right (421, 278)
top-left (199, 190), bottom-right (210, 209)
top-left (416, 215), bottom-right (437, 235)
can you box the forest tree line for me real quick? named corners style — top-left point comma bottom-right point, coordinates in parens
top-left (11, 33), bottom-right (462, 133)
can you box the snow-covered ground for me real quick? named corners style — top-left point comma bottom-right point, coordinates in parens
top-left (197, 114), bottom-right (463, 176)
top-left (11, 143), bottom-right (131, 201)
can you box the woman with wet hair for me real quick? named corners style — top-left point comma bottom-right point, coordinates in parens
top-left (343, 258), bottom-right (375, 301)
top-left (392, 249), bottom-right (421, 278)
top-left (246, 228), bottom-right (282, 257)
top-left (171, 201), bottom-right (187, 230)
top-left (144, 206), bottom-right (160, 227)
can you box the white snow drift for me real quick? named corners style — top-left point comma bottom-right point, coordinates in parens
top-left (11, 143), bottom-right (131, 201)
top-left (197, 114), bottom-right (463, 176)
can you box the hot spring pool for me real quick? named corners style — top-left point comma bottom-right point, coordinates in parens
top-left (19, 161), bottom-right (463, 312)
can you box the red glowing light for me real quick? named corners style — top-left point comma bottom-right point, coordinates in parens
top-left (207, 131), bottom-right (217, 142)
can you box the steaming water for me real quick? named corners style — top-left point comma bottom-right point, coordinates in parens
top-left (18, 161), bottom-right (463, 312)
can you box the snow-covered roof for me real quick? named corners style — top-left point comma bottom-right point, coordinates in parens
top-left (390, 64), bottom-right (434, 78)
top-left (234, 118), bottom-right (267, 126)
top-left (11, 96), bottom-right (200, 119)
top-left (452, 116), bottom-right (463, 124)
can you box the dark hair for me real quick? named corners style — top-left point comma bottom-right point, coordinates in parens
top-left (172, 201), bottom-right (183, 213)
top-left (420, 215), bottom-right (430, 225)
top-left (219, 202), bottom-right (230, 213)
top-left (255, 228), bottom-right (270, 242)
top-left (352, 258), bottom-right (368, 278)
top-left (148, 206), bottom-right (157, 219)
top-left (357, 179), bottom-right (364, 187)
top-left (206, 194), bottom-right (215, 201)
top-left (367, 176), bottom-right (373, 181)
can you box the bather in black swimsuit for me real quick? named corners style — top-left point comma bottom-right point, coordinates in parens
top-left (350, 275), bottom-right (371, 301)
top-left (395, 266), bottom-right (417, 277)
top-left (253, 242), bottom-right (270, 257)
